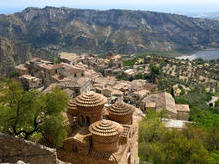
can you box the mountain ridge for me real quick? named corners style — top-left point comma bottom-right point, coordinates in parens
top-left (0, 6), bottom-right (219, 55)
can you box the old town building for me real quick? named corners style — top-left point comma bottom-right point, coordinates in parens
top-left (141, 92), bottom-right (190, 120)
top-left (16, 57), bottom-right (86, 88)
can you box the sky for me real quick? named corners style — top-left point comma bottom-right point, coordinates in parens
top-left (0, 0), bottom-right (219, 14)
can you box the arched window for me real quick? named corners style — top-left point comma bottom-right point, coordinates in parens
top-left (73, 144), bottom-right (78, 153)
top-left (80, 115), bottom-right (91, 126)
top-left (80, 115), bottom-right (85, 126)
top-left (86, 116), bottom-right (90, 126)
top-left (127, 147), bottom-right (131, 164)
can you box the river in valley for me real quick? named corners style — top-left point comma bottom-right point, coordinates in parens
top-left (177, 49), bottom-right (219, 61)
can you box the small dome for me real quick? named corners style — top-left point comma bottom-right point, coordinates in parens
top-left (68, 99), bottom-right (77, 109)
top-left (75, 92), bottom-right (107, 108)
top-left (108, 102), bottom-right (134, 116)
top-left (108, 102), bottom-right (135, 125)
top-left (89, 119), bottom-right (123, 137)
top-left (67, 99), bottom-right (78, 115)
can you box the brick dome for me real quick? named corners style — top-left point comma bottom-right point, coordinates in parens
top-left (75, 92), bottom-right (107, 126)
top-left (108, 102), bottom-right (135, 124)
top-left (67, 99), bottom-right (78, 116)
top-left (108, 102), bottom-right (134, 116)
top-left (89, 119), bottom-right (123, 137)
top-left (89, 119), bottom-right (123, 153)
top-left (75, 92), bottom-right (107, 109)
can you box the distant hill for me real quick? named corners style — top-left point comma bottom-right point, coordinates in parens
top-left (0, 7), bottom-right (219, 55)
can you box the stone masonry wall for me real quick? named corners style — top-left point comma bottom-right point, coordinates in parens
top-left (0, 133), bottom-right (57, 164)
top-left (177, 111), bottom-right (189, 121)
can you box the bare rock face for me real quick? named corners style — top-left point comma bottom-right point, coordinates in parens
top-left (0, 7), bottom-right (219, 55)
top-left (0, 37), bottom-right (55, 76)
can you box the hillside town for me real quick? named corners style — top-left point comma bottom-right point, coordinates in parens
top-left (2, 50), bottom-right (219, 164)
top-left (15, 52), bottom-right (191, 120)
top-left (1, 1), bottom-right (219, 163)
top-left (15, 52), bottom-right (192, 126)
top-left (0, 52), bottom-right (196, 163)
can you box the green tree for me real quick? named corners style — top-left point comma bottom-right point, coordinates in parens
top-left (195, 58), bottom-right (205, 65)
top-left (123, 57), bottom-right (138, 67)
top-left (0, 79), bottom-right (69, 147)
top-left (150, 64), bottom-right (160, 83)
top-left (139, 109), bottom-right (167, 162)
top-left (139, 110), bottom-right (219, 163)
top-left (136, 72), bottom-right (144, 79)
top-left (162, 129), bottom-right (209, 164)
top-left (175, 89), bottom-right (219, 128)
top-left (214, 100), bottom-right (219, 114)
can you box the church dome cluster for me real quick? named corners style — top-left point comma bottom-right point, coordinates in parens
top-left (65, 91), bottom-right (135, 154)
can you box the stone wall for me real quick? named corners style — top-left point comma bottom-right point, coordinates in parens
top-left (57, 149), bottom-right (117, 164)
top-left (0, 133), bottom-right (57, 164)
top-left (177, 111), bottom-right (189, 121)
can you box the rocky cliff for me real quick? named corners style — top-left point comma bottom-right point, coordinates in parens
top-left (0, 37), bottom-right (54, 76)
top-left (0, 7), bottom-right (219, 54)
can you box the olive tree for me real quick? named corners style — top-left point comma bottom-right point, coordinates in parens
top-left (0, 79), bottom-right (69, 147)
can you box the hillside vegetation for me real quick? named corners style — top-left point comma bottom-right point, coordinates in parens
top-left (139, 110), bottom-right (219, 163)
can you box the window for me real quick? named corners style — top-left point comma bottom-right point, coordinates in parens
top-left (127, 147), bottom-right (131, 164)
top-left (75, 89), bottom-right (79, 94)
top-left (80, 116), bottom-right (85, 126)
top-left (86, 116), bottom-right (90, 126)
top-left (73, 144), bottom-right (78, 153)
top-left (80, 115), bottom-right (91, 126)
